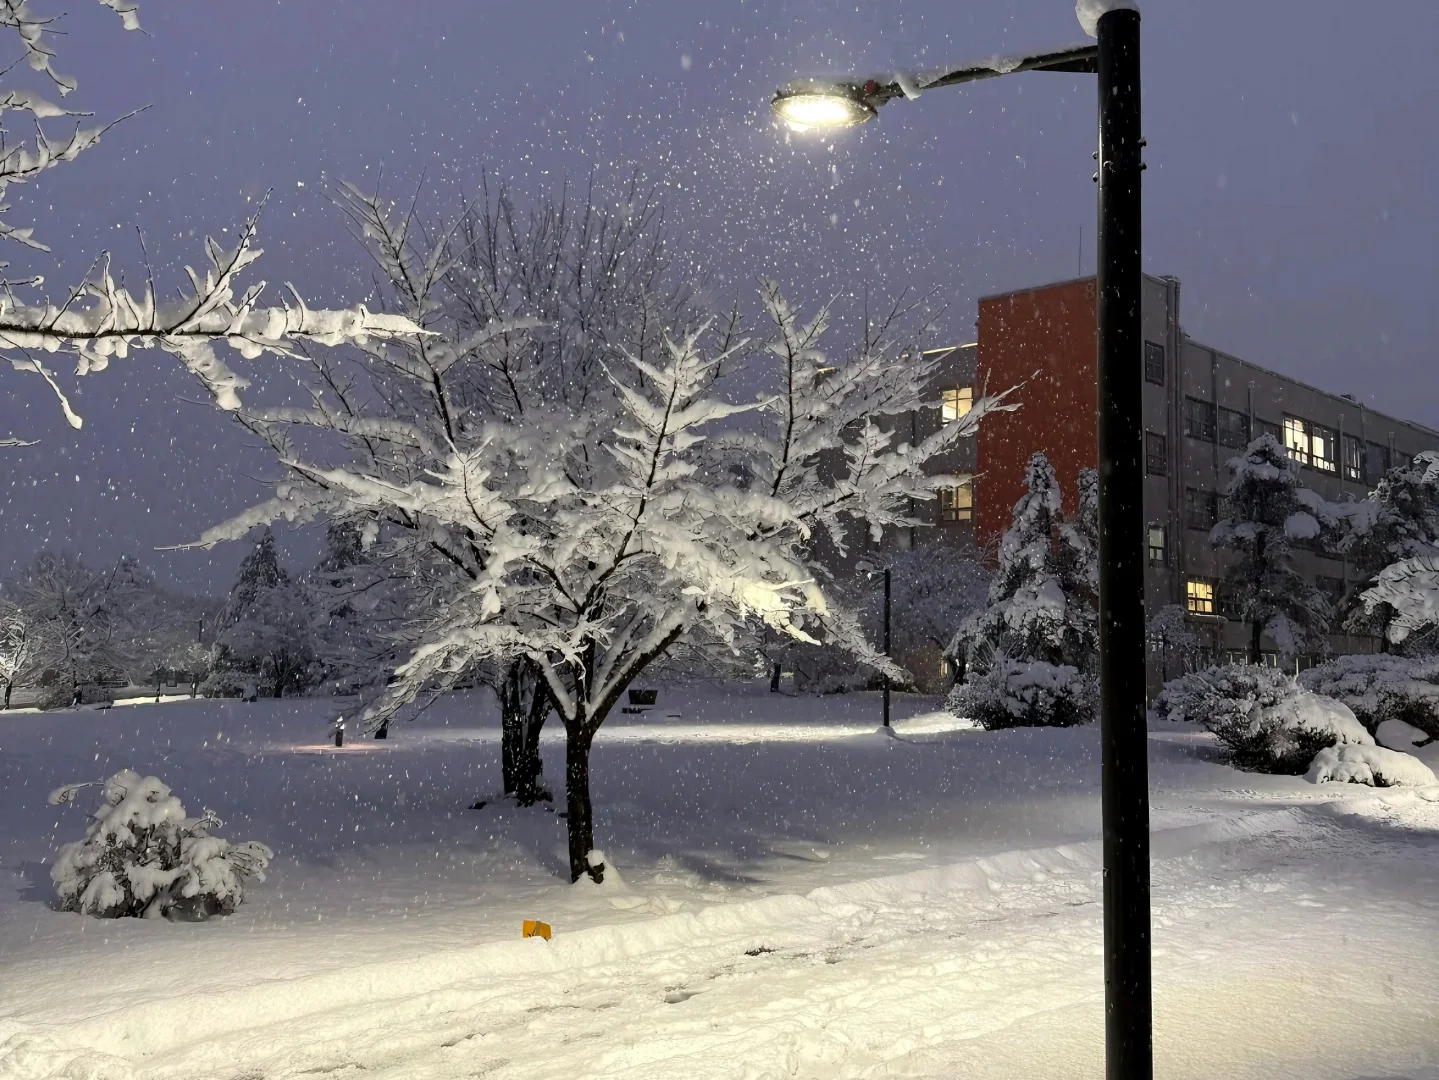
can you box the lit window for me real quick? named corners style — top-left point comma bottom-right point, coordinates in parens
top-left (940, 477), bottom-right (973, 522)
top-left (1186, 579), bottom-right (1215, 616)
top-left (1147, 526), bottom-right (1166, 566)
top-left (1309, 423), bottom-right (1336, 472)
top-left (1283, 416), bottom-right (1309, 465)
top-left (940, 386), bottom-right (973, 424)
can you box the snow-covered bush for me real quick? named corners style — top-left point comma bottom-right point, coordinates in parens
top-left (1306, 744), bottom-right (1437, 788)
top-left (1154, 664), bottom-right (1371, 774)
top-left (947, 658), bottom-right (1095, 730)
top-left (48, 770), bottom-right (272, 920)
top-left (1298, 654), bottom-right (1439, 739)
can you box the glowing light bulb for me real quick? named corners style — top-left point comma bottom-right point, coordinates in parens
top-left (770, 89), bottom-right (874, 131)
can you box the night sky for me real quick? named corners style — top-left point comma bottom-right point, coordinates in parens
top-left (3, 0), bottom-right (1435, 594)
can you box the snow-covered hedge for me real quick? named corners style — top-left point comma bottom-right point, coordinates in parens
top-left (1154, 665), bottom-right (1371, 774)
top-left (48, 770), bottom-right (272, 920)
top-left (947, 659), bottom-right (1096, 730)
top-left (1298, 654), bottom-right (1439, 739)
top-left (1306, 744), bottom-right (1437, 787)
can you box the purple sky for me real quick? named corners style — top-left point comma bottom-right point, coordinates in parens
top-left (3, 0), bottom-right (1436, 594)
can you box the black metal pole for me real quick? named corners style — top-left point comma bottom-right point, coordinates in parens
top-left (1095, 9), bottom-right (1152, 1080)
top-left (882, 568), bottom-right (891, 728)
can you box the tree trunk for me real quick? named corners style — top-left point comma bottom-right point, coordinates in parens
top-left (500, 660), bottom-right (550, 805)
top-left (2, 681), bottom-right (10, 710)
top-left (769, 662), bottom-right (781, 693)
top-left (565, 721), bottom-right (599, 883)
top-left (1249, 618), bottom-right (1263, 666)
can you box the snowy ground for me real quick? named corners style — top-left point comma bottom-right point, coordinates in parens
top-left (1, 683), bottom-right (1437, 1079)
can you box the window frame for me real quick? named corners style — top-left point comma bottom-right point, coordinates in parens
top-left (1144, 431), bottom-right (1167, 477)
top-left (1365, 441), bottom-right (1390, 486)
top-left (1183, 397), bottom-right (1217, 442)
top-left (1185, 578), bottom-right (1216, 617)
top-left (940, 386), bottom-right (973, 424)
top-left (1342, 434), bottom-right (1363, 482)
top-left (939, 477), bottom-right (973, 523)
top-left (1255, 418), bottom-right (1282, 445)
top-left (1184, 486), bottom-right (1218, 531)
top-left (1147, 525), bottom-right (1166, 567)
top-left (1144, 341), bottom-right (1165, 385)
top-left (1217, 406), bottom-right (1250, 449)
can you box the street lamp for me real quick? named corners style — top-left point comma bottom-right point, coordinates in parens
top-left (770, 7), bottom-right (1151, 1079)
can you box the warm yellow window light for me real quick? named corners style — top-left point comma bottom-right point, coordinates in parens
top-left (941, 386), bottom-right (973, 423)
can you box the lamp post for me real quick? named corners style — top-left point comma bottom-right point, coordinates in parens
top-left (770, 9), bottom-right (1151, 1078)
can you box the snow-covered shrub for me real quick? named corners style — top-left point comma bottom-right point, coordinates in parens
top-left (1375, 718), bottom-right (1434, 752)
top-left (1306, 744), bottom-right (1437, 788)
top-left (49, 770), bottom-right (272, 920)
top-left (946, 659), bottom-right (1095, 730)
top-left (1298, 654), bottom-right (1439, 739)
top-left (1154, 664), bottom-right (1371, 774)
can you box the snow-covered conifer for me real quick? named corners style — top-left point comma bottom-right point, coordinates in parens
top-left (307, 521), bottom-right (408, 697)
top-left (1210, 434), bottom-right (1331, 665)
top-left (48, 769), bottom-right (272, 920)
top-left (207, 529), bottom-right (315, 697)
top-left (1339, 451), bottom-right (1439, 647)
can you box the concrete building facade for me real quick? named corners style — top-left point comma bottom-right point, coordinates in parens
top-left (891, 273), bottom-right (1439, 695)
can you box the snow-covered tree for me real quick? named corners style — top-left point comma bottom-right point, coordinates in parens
top-left (0, 596), bottom-right (41, 708)
top-left (190, 230), bottom-right (1006, 880)
top-left (10, 552), bottom-right (138, 705)
top-left (306, 521), bottom-right (408, 698)
top-left (216, 585), bottom-right (317, 698)
top-left (1358, 555), bottom-right (1439, 656)
top-left (1146, 603), bottom-right (1200, 681)
top-left (948, 454), bottom-right (1096, 679)
top-left (48, 769), bottom-right (272, 920)
top-left (1210, 434), bottom-right (1331, 665)
top-left (848, 545), bottom-right (990, 690)
top-left (944, 457), bottom-right (1097, 729)
top-left (0, 2), bottom-right (420, 445)
top-left (1339, 451), bottom-right (1439, 647)
top-left (205, 529), bottom-right (314, 697)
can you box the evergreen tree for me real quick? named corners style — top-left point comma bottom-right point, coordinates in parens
top-left (208, 529), bottom-right (314, 697)
top-left (221, 528), bottom-right (289, 628)
top-left (1340, 451), bottom-right (1439, 648)
top-left (1055, 467), bottom-right (1099, 674)
top-left (1211, 434), bottom-right (1330, 665)
top-left (308, 521), bottom-right (408, 700)
top-left (948, 453), bottom-right (1069, 678)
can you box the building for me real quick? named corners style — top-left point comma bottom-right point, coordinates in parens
top-left (905, 273), bottom-right (1439, 695)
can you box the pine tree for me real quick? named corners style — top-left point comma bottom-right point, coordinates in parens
top-left (1055, 467), bottom-right (1099, 674)
top-left (1211, 434), bottom-right (1331, 665)
top-left (1340, 451), bottom-right (1439, 648)
top-left (221, 528), bottom-right (289, 627)
top-left (948, 453), bottom-right (1068, 677)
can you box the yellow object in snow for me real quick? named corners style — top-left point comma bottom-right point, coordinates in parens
top-left (522, 920), bottom-right (552, 940)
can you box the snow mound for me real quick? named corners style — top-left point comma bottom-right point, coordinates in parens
top-left (893, 710), bottom-right (981, 735)
top-left (1077, 0), bottom-right (1140, 37)
top-left (1376, 718), bottom-right (1432, 751)
top-left (1307, 744), bottom-right (1437, 788)
top-left (1285, 690), bottom-right (1372, 746)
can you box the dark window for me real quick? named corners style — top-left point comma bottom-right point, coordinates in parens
top-left (1185, 487), bottom-right (1218, 531)
top-left (1365, 441), bottom-right (1390, 486)
top-left (1217, 407), bottom-right (1250, 449)
top-left (1145, 431), bottom-right (1167, 476)
top-left (1217, 583), bottom-right (1243, 619)
top-left (939, 477), bottom-right (973, 523)
top-left (1342, 435), bottom-right (1364, 482)
top-left (1147, 526), bottom-right (1166, 567)
top-left (1254, 418), bottom-right (1282, 445)
top-left (1184, 397), bottom-right (1216, 442)
top-left (1144, 341), bottom-right (1165, 385)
